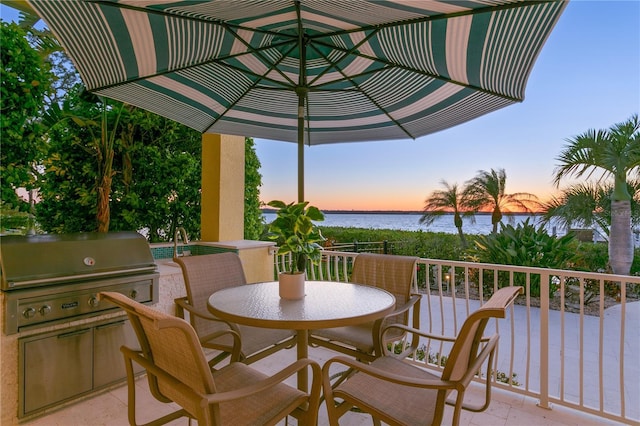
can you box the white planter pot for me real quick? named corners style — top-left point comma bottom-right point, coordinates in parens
top-left (279, 272), bottom-right (305, 300)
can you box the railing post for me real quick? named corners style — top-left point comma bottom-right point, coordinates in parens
top-left (383, 240), bottom-right (388, 254)
top-left (353, 240), bottom-right (358, 253)
top-left (538, 271), bottom-right (552, 410)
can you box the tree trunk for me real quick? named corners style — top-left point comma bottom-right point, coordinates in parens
top-left (491, 207), bottom-right (502, 233)
top-left (608, 200), bottom-right (633, 275)
top-left (454, 212), bottom-right (467, 248)
top-left (96, 174), bottom-right (112, 233)
top-left (456, 226), bottom-right (468, 248)
top-left (95, 99), bottom-right (117, 233)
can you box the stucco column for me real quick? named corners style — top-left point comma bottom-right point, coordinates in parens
top-left (201, 133), bottom-right (245, 242)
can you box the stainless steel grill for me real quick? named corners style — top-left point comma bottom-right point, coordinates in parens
top-left (1, 231), bottom-right (159, 334)
top-left (0, 231), bottom-right (159, 418)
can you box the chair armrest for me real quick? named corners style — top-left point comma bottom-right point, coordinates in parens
top-left (384, 293), bottom-right (421, 319)
top-left (174, 296), bottom-right (188, 319)
top-left (123, 346), bottom-right (321, 405)
top-left (373, 294), bottom-right (421, 356)
top-left (174, 297), bottom-right (239, 332)
top-left (323, 355), bottom-right (457, 391)
top-left (199, 329), bottom-right (242, 363)
top-left (380, 323), bottom-right (459, 358)
top-left (382, 323), bottom-right (458, 343)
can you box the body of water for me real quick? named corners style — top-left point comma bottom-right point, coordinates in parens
top-left (263, 212), bottom-right (569, 237)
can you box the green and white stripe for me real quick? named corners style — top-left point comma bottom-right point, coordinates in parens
top-left (28, 0), bottom-right (566, 145)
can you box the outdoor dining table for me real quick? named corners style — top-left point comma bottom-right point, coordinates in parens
top-left (207, 280), bottom-right (395, 392)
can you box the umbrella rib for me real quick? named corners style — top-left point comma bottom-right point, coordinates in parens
top-left (85, 40), bottom-right (298, 94)
top-left (306, 0), bottom-right (561, 40)
top-left (222, 23), bottom-right (298, 88)
top-left (201, 43), bottom-right (301, 133)
top-left (86, 0), bottom-right (558, 102)
top-left (88, 0), bottom-right (297, 39)
top-left (311, 38), bottom-right (521, 103)
top-left (72, 0), bottom-right (564, 150)
top-left (91, 0), bottom-right (558, 43)
top-left (307, 44), bottom-right (416, 140)
top-left (88, 0), bottom-right (299, 89)
top-left (306, 25), bottom-right (379, 88)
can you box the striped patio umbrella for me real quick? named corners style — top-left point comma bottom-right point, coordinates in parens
top-left (28, 0), bottom-right (567, 201)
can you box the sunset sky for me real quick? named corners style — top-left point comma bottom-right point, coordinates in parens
top-left (1, 1), bottom-right (638, 213)
top-left (254, 1), bottom-right (640, 211)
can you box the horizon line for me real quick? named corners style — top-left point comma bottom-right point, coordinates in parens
top-left (261, 209), bottom-right (544, 215)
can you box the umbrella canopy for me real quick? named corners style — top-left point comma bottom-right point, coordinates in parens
top-left (28, 0), bottom-right (566, 201)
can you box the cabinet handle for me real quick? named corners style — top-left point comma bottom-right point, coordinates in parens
top-left (57, 329), bottom-right (91, 339)
top-left (95, 321), bottom-right (125, 330)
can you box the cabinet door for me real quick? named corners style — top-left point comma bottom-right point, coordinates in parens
top-left (94, 319), bottom-right (142, 388)
top-left (22, 327), bottom-right (93, 415)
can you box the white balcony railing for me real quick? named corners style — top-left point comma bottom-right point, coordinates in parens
top-left (275, 250), bottom-right (640, 425)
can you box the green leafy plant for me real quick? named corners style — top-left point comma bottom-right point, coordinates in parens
top-left (466, 219), bottom-right (578, 297)
top-left (266, 200), bottom-right (325, 274)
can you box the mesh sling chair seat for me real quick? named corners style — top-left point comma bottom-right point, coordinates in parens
top-left (322, 286), bottom-right (523, 426)
top-left (309, 253), bottom-right (421, 363)
top-left (99, 291), bottom-right (322, 426)
top-left (174, 252), bottom-right (296, 367)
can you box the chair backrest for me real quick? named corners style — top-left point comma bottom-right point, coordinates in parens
top-left (350, 253), bottom-right (418, 326)
top-left (174, 253), bottom-right (247, 335)
top-left (441, 286), bottom-right (523, 383)
top-left (99, 291), bottom-right (216, 417)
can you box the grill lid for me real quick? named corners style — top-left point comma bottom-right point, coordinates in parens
top-left (0, 231), bottom-right (156, 289)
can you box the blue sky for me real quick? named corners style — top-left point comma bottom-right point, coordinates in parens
top-left (2, 1), bottom-right (639, 211)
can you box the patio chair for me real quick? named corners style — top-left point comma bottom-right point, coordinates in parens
top-left (309, 253), bottom-right (421, 363)
top-left (322, 286), bottom-right (524, 426)
top-left (174, 252), bottom-right (296, 367)
top-left (99, 291), bottom-right (322, 426)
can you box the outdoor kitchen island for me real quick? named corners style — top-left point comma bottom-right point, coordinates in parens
top-left (0, 236), bottom-right (275, 426)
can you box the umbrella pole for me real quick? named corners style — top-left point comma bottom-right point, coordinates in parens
top-left (296, 7), bottom-right (307, 204)
top-left (297, 97), bottom-right (304, 203)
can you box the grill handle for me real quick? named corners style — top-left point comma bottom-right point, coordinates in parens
top-left (5, 266), bottom-right (157, 288)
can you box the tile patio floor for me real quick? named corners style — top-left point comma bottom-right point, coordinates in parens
top-left (23, 344), bottom-right (626, 426)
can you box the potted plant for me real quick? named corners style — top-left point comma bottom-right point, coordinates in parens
top-left (266, 200), bottom-right (325, 299)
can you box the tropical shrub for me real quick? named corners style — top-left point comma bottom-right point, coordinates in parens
top-left (1, 22), bottom-right (52, 211)
top-left (317, 227), bottom-right (466, 260)
top-left (263, 224), bottom-right (637, 286)
top-left (243, 137), bottom-right (264, 240)
top-left (465, 219), bottom-right (578, 297)
top-left (0, 202), bottom-right (33, 233)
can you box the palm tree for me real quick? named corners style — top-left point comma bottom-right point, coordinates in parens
top-left (463, 168), bottom-right (540, 233)
top-left (541, 181), bottom-right (640, 241)
top-left (540, 182), bottom-right (612, 238)
top-left (420, 180), bottom-right (474, 247)
top-left (553, 114), bottom-right (640, 275)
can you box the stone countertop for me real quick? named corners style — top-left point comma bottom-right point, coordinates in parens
top-left (155, 259), bottom-right (183, 275)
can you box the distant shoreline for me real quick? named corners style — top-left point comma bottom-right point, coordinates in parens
top-left (261, 209), bottom-right (537, 216)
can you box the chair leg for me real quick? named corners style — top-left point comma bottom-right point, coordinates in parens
top-left (123, 351), bottom-right (191, 426)
top-left (125, 357), bottom-right (139, 426)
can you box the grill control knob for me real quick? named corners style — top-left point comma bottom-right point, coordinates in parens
top-left (23, 307), bottom-right (37, 319)
top-left (88, 296), bottom-right (99, 308)
top-left (39, 305), bottom-right (51, 316)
